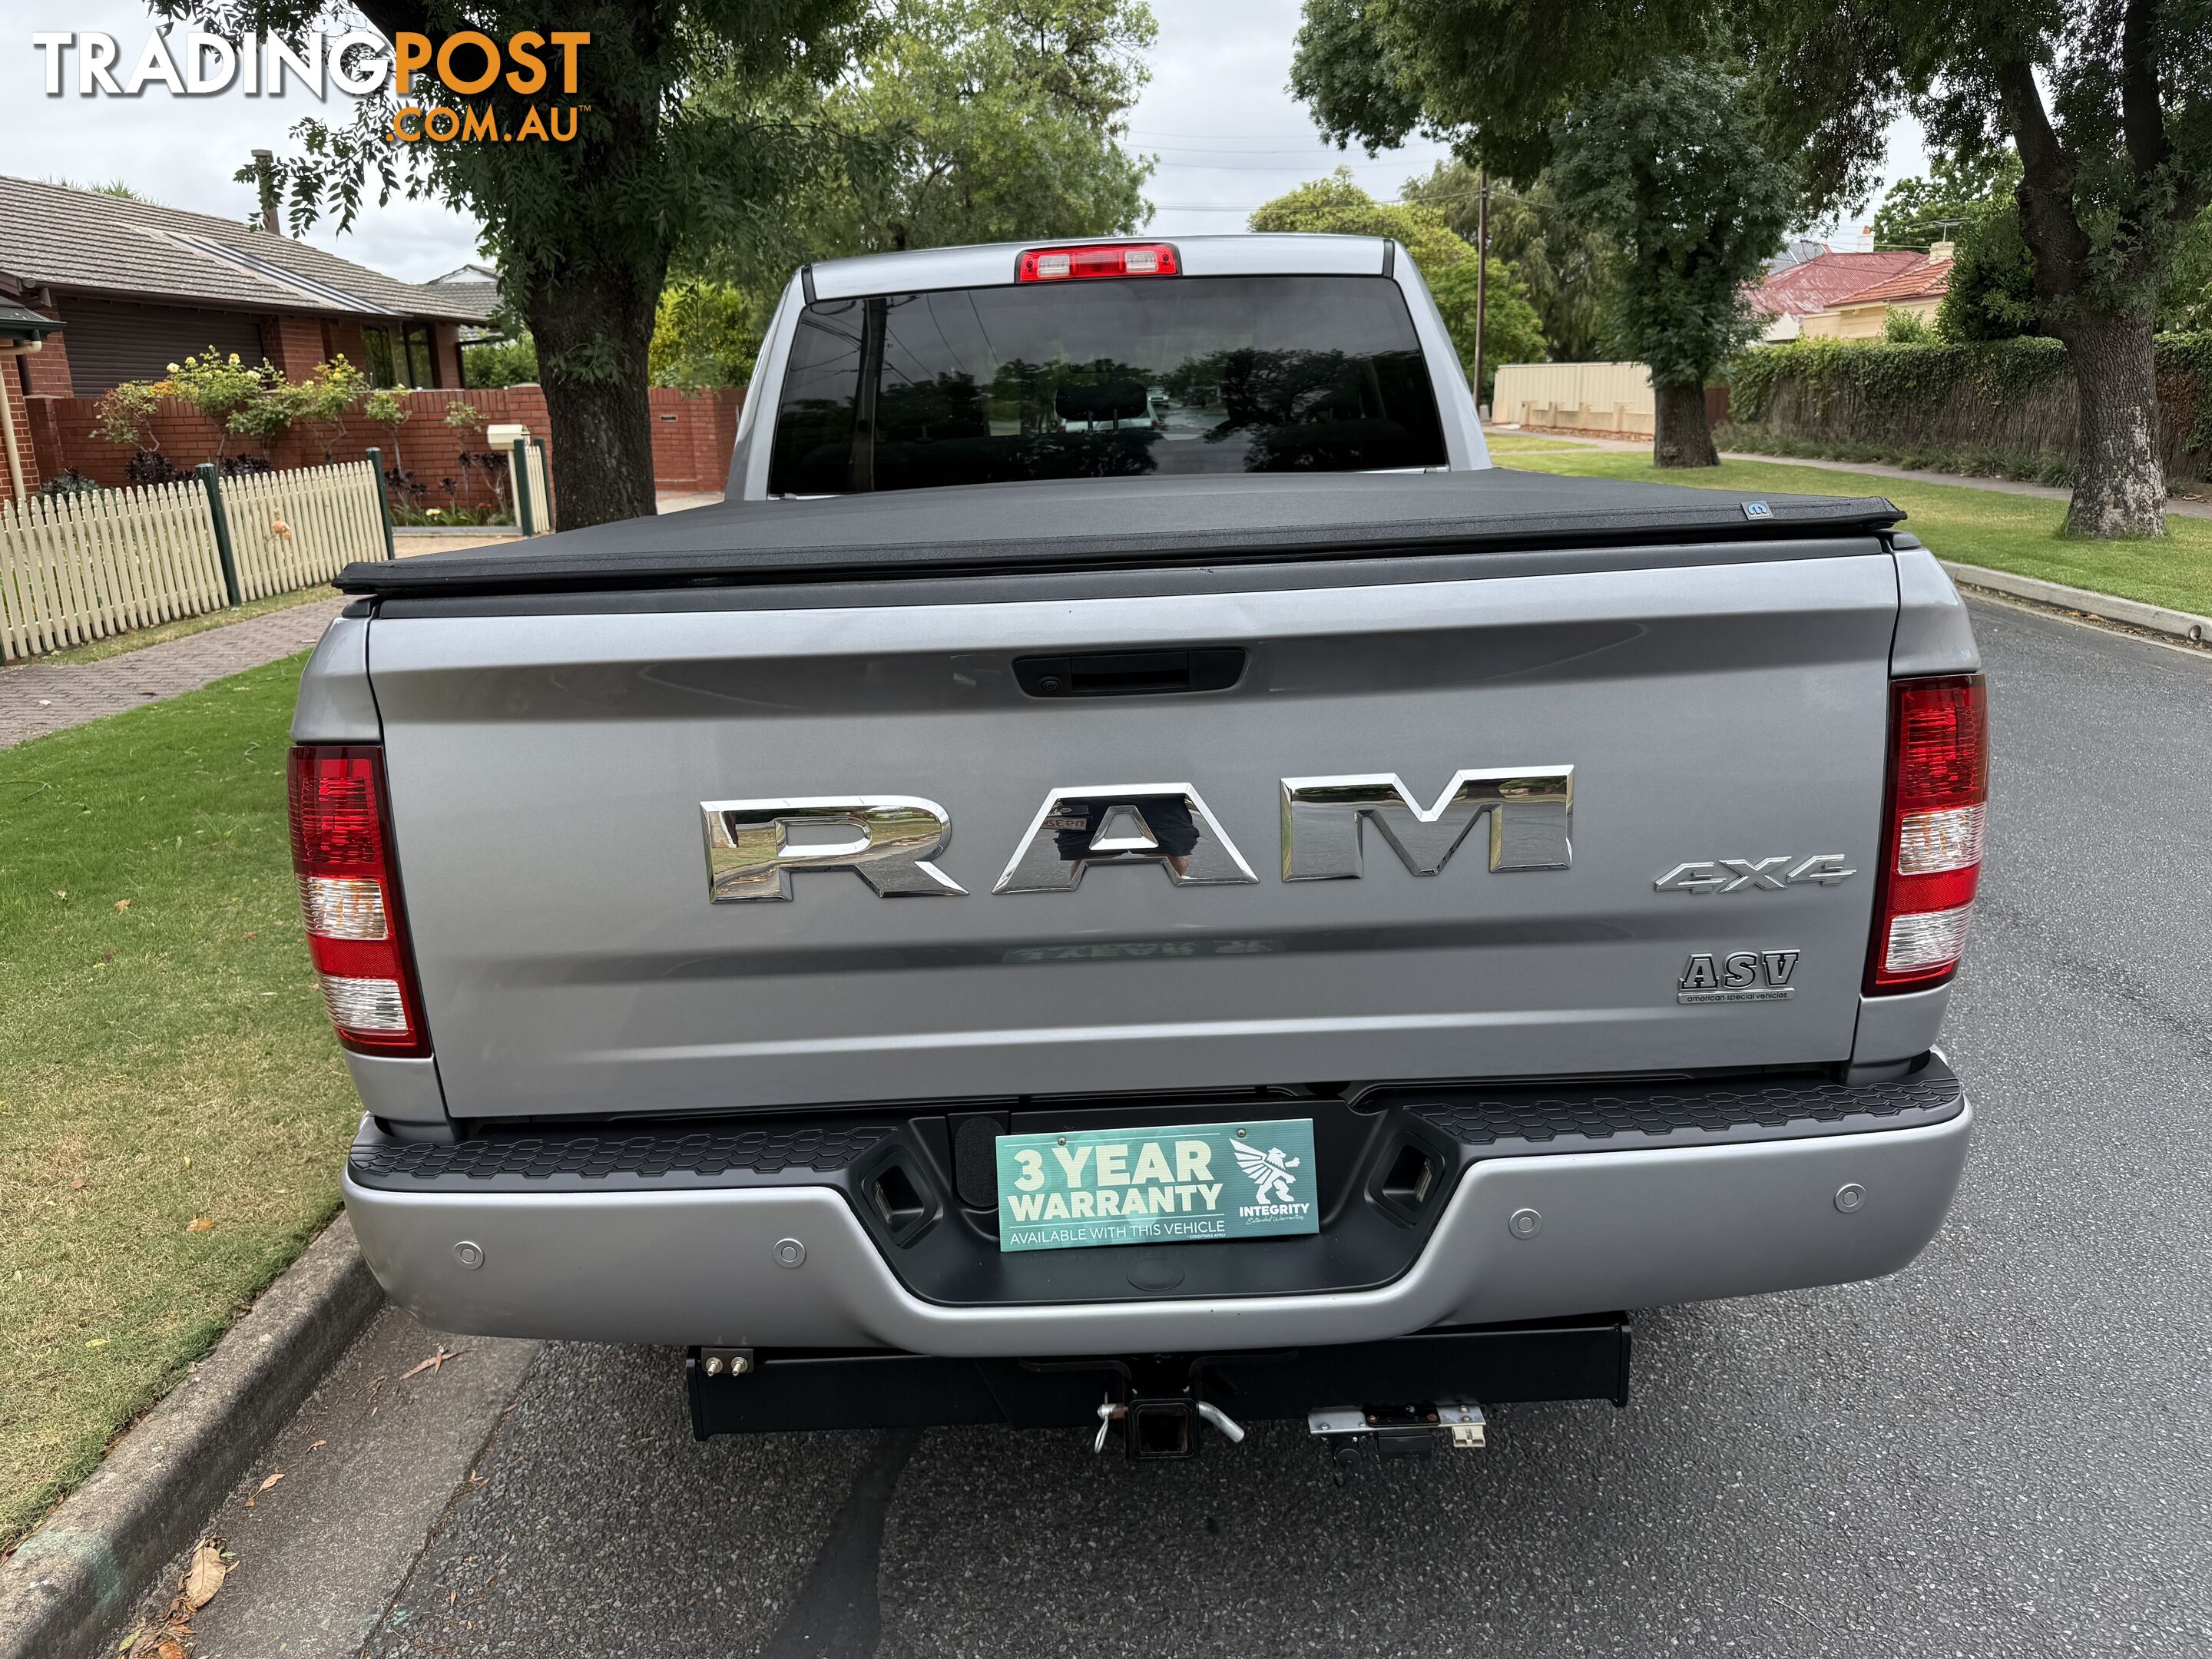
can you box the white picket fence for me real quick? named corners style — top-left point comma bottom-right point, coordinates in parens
top-left (0, 456), bottom-right (392, 662)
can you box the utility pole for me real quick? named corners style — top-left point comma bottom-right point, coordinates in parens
top-left (1473, 167), bottom-right (1490, 422)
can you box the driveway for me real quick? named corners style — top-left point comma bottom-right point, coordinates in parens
top-left (181, 600), bottom-right (2212, 1659)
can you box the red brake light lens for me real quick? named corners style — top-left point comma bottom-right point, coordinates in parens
top-left (1016, 243), bottom-right (1181, 282)
top-left (288, 746), bottom-right (430, 1055)
top-left (1866, 675), bottom-right (1989, 993)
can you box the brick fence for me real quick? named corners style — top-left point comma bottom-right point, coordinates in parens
top-left (22, 384), bottom-right (740, 508)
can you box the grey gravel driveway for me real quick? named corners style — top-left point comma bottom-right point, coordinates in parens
top-left (191, 600), bottom-right (2212, 1659)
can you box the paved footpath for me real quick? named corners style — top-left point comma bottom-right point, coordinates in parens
top-left (0, 596), bottom-right (346, 750)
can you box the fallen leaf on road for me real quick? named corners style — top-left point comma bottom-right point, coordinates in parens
top-left (182, 1541), bottom-right (227, 1608)
top-left (186, 1217), bottom-right (214, 1233)
top-left (114, 899), bottom-right (131, 911)
top-left (71, 1177), bottom-right (86, 1190)
top-left (85, 1338), bottom-right (107, 1349)
top-left (257, 1469), bottom-right (284, 1492)
top-left (402, 1346), bottom-right (462, 1379)
top-left (243, 930), bottom-right (258, 940)
top-left (309, 1439), bottom-right (327, 1450)
top-left (155, 1641), bottom-right (185, 1659)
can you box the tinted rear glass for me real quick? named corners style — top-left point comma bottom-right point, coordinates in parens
top-left (767, 274), bottom-right (1446, 495)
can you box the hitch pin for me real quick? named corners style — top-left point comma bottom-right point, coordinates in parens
top-left (1195, 1400), bottom-right (1246, 1444)
top-left (1093, 1399), bottom-right (1125, 1454)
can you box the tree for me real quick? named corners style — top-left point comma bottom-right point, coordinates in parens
top-left (169, 0), bottom-right (877, 529)
top-left (1247, 171), bottom-right (1545, 398)
top-left (649, 281), bottom-right (773, 389)
top-left (1938, 199), bottom-right (2042, 339)
top-left (1881, 0), bottom-right (2212, 535)
top-left (1871, 151), bottom-right (2021, 250)
top-left (690, 0), bottom-right (1156, 268)
top-left (1405, 162), bottom-right (1615, 363)
top-left (284, 356), bottom-right (370, 462)
top-left (1546, 58), bottom-right (1800, 464)
top-left (1292, 2), bottom-right (1867, 468)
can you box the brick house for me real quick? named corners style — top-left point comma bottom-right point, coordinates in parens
top-left (0, 173), bottom-right (498, 412)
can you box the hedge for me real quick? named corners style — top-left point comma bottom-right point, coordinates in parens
top-left (1727, 333), bottom-right (2212, 485)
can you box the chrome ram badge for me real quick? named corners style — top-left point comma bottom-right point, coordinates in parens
top-left (701, 768), bottom-right (1573, 899)
top-left (1280, 768), bottom-right (1574, 880)
top-left (702, 797), bottom-right (966, 901)
top-left (995, 784), bottom-right (1258, 893)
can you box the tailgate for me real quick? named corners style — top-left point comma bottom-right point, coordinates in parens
top-left (368, 547), bottom-right (1899, 1118)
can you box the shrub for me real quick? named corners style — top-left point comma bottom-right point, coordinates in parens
top-left (284, 357), bottom-right (369, 462)
top-left (124, 450), bottom-right (184, 485)
top-left (91, 381), bottom-right (165, 452)
top-left (37, 469), bottom-right (100, 497)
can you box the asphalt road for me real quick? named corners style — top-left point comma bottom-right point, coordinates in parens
top-left (181, 600), bottom-right (2212, 1658)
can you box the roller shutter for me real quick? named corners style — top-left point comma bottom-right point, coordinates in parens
top-left (57, 296), bottom-right (266, 395)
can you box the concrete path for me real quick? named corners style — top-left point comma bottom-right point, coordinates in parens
top-left (0, 598), bottom-right (346, 750)
top-left (1492, 428), bottom-right (2212, 518)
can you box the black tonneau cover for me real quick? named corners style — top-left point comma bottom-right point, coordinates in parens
top-left (338, 469), bottom-right (1903, 597)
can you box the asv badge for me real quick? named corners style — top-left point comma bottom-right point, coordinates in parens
top-left (1679, 949), bottom-right (1800, 1004)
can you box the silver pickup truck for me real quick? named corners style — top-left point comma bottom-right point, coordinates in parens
top-left (296, 236), bottom-right (1982, 1460)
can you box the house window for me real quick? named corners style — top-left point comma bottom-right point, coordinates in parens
top-left (363, 327), bottom-right (398, 387)
top-left (402, 323), bottom-right (435, 389)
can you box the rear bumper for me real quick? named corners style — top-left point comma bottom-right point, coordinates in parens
top-left (344, 1096), bottom-right (1971, 1355)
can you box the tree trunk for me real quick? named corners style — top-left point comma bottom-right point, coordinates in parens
top-left (2056, 308), bottom-right (2167, 538)
top-left (525, 264), bottom-right (664, 531)
top-left (1652, 379), bottom-right (1718, 468)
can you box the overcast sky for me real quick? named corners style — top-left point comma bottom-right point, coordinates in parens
top-left (1, 0), bottom-right (1930, 282)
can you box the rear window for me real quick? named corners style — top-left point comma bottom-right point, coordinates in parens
top-left (767, 274), bottom-right (1447, 495)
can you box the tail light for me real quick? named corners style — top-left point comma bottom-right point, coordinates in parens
top-left (1016, 242), bottom-right (1181, 282)
top-left (288, 746), bottom-right (431, 1055)
top-left (1866, 675), bottom-right (1988, 993)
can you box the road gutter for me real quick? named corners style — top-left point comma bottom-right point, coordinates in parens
top-left (0, 1216), bottom-right (384, 1659)
top-left (1940, 561), bottom-right (2212, 647)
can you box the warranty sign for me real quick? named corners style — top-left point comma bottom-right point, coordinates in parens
top-left (995, 1118), bottom-right (1320, 1253)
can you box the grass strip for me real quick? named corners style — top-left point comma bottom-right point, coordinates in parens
top-left (1492, 448), bottom-right (2212, 619)
top-left (18, 587), bottom-right (339, 669)
top-left (0, 653), bottom-right (357, 1549)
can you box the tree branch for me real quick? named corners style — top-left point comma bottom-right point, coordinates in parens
top-left (1992, 55), bottom-right (2087, 299)
top-left (2118, 0), bottom-right (2169, 185)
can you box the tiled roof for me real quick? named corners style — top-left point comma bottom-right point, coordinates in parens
top-left (1828, 257), bottom-right (1953, 309)
top-left (1747, 250), bottom-right (1924, 319)
top-left (0, 174), bottom-right (498, 323)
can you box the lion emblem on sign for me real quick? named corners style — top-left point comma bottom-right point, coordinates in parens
top-left (1233, 1140), bottom-right (1302, 1204)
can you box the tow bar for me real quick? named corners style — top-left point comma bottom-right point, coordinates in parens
top-left (1094, 1394), bottom-right (1247, 1459)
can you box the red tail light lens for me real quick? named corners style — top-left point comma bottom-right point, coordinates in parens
top-left (288, 746), bottom-right (430, 1055)
top-left (1866, 675), bottom-right (1989, 993)
top-left (1016, 243), bottom-right (1181, 282)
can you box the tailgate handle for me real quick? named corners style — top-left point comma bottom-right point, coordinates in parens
top-left (1015, 647), bottom-right (1245, 698)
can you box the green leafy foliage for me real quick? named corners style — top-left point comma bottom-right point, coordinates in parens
top-left (1248, 171), bottom-right (1545, 396)
top-left (1938, 200), bottom-right (2041, 341)
top-left (462, 335), bottom-right (539, 388)
top-left (1883, 307), bottom-right (1936, 343)
top-left (1404, 163), bottom-right (1615, 363)
top-left (785, 0), bottom-right (1157, 257)
top-left (1548, 58), bottom-right (1800, 391)
top-left (648, 281), bottom-right (773, 389)
top-left (1729, 335), bottom-right (2072, 426)
top-left (280, 356), bottom-right (369, 461)
top-left (1870, 151), bottom-right (2018, 251)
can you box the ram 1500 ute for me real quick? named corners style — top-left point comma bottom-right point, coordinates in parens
top-left (298, 237), bottom-right (1981, 1460)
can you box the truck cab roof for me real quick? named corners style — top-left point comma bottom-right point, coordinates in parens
top-left (804, 233), bottom-right (1395, 300)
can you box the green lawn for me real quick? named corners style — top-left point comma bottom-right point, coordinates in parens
top-left (1492, 448), bottom-right (2212, 619)
top-left (0, 655), bottom-right (357, 1549)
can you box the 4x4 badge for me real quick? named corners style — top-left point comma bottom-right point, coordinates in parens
top-left (1654, 855), bottom-right (1854, 894)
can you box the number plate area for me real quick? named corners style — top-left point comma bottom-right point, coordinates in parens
top-left (994, 1118), bottom-right (1320, 1253)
